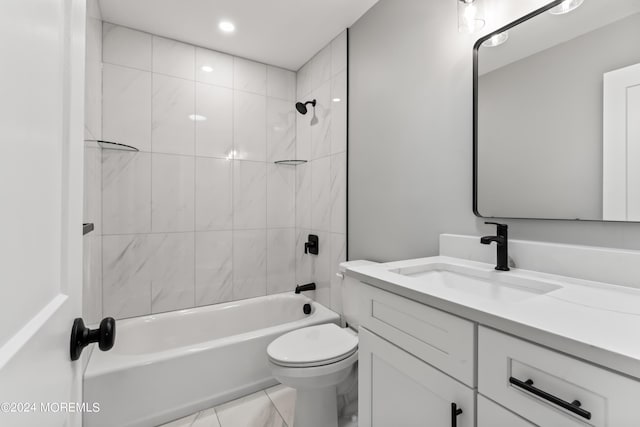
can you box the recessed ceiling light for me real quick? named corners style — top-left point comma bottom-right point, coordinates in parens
top-left (219, 21), bottom-right (235, 33)
top-left (482, 31), bottom-right (509, 47)
top-left (188, 114), bottom-right (207, 121)
top-left (201, 65), bottom-right (214, 73)
top-left (549, 0), bottom-right (584, 15)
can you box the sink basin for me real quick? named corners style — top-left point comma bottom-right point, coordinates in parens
top-left (389, 262), bottom-right (562, 303)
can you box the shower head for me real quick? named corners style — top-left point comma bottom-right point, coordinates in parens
top-left (295, 99), bottom-right (317, 115)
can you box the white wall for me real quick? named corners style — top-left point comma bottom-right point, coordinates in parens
top-left (295, 31), bottom-right (348, 309)
top-left (349, 0), bottom-right (640, 263)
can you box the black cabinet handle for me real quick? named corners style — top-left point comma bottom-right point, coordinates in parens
top-left (70, 317), bottom-right (116, 361)
top-left (451, 402), bottom-right (463, 427)
top-left (509, 377), bottom-right (591, 420)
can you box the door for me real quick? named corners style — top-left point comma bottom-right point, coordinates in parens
top-left (603, 62), bottom-right (640, 221)
top-left (0, 0), bottom-right (86, 426)
top-left (358, 328), bottom-right (474, 427)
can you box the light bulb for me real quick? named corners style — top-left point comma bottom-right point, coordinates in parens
top-left (218, 21), bottom-right (235, 33)
top-left (482, 31), bottom-right (509, 47)
top-left (458, 0), bottom-right (485, 34)
top-left (549, 0), bottom-right (584, 15)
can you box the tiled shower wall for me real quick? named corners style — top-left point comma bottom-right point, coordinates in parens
top-left (83, 22), bottom-right (347, 320)
top-left (295, 32), bottom-right (348, 310)
top-left (99, 24), bottom-right (298, 319)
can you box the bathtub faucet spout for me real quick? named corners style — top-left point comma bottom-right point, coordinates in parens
top-left (295, 283), bottom-right (316, 294)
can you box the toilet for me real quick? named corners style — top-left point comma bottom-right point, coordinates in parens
top-left (267, 261), bottom-right (376, 427)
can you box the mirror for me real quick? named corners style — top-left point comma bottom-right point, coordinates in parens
top-left (474, 0), bottom-right (640, 221)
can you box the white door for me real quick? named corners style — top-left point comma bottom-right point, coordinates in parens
top-left (603, 62), bottom-right (640, 221)
top-left (0, 0), bottom-right (86, 426)
top-left (358, 328), bottom-right (474, 427)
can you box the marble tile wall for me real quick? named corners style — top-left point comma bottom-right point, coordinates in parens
top-left (100, 24), bottom-right (297, 319)
top-left (82, 0), bottom-right (103, 325)
top-left (295, 31), bottom-right (348, 309)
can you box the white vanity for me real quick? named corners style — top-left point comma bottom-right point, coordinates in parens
top-left (347, 235), bottom-right (640, 427)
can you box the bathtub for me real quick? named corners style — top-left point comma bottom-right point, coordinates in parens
top-left (84, 293), bottom-right (339, 427)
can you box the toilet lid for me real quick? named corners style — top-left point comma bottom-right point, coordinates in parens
top-left (267, 324), bottom-right (358, 367)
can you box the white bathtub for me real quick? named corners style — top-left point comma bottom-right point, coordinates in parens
top-left (84, 293), bottom-right (339, 427)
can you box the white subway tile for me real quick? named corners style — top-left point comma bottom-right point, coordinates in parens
top-left (151, 154), bottom-right (195, 232)
top-left (195, 157), bottom-right (232, 231)
top-left (234, 91), bottom-right (267, 161)
top-left (267, 228), bottom-right (296, 295)
top-left (196, 48), bottom-right (233, 88)
top-left (233, 160), bottom-right (267, 229)
top-left (103, 23), bottom-right (152, 70)
top-left (102, 150), bottom-right (151, 234)
top-left (152, 36), bottom-right (195, 80)
top-left (103, 64), bottom-right (152, 152)
top-left (195, 83), bottom-right (233, 158)
top-left (233, 230), bottom-right (267, 300)
top-left (152, 74), bottom-right (195, 155)
top-left (234, 57), bottom-right (267, 95)
top-left (195, 231), bottom-right (233, 306)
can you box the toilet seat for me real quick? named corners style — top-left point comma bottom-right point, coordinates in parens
top-left (267, 323), bottom-right (358, 368)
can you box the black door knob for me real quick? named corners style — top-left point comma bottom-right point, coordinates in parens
top-left (70, 317), bottom-right (116, 361)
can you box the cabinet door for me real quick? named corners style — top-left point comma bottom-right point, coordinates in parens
top-left (359, 328), bottom-right (474, 427)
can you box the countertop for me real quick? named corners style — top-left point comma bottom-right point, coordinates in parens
top-left (346, 256), bottom-right (640, 380)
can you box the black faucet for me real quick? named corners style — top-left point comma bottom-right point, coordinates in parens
top-left (480, 222), bottom-right (510, 271)
top-left (295, 283), bottom-right (316, 294)
top-left (304, 234), bottom-right (319, 255)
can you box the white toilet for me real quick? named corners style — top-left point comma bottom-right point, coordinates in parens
top-left (267, 261), bottom-right (376, 427)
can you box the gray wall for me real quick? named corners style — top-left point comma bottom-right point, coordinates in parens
top-left (478, 13), bottom-right (640, 220)
top-left (348, 0), bottom-right (640, 262)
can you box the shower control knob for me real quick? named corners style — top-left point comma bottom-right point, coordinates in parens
top-left (69, 317), bottom-right (116, 361)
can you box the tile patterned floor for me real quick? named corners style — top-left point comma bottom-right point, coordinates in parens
top-left (158, 384), bottom-right (296, 427)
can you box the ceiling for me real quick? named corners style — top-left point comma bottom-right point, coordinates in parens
top-left (98, 0), bottom-right (379, 71)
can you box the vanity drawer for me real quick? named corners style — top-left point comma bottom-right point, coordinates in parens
top-left (358, 283), bottom-right (475, 386)
top-left (478, 396), bottom-right (535, 427)
top-left (478, 326), bottom-right (640, 427)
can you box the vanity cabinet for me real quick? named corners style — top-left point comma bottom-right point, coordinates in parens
top-left (359, 328), bottom-right (474, 427)
top-left (356, 283), bottom-right (640, 427)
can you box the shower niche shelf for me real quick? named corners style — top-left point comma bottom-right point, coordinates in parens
top-left (274, 160), bottom-right (308, 166)
top-left (85, 140), bottom-right (139, 152)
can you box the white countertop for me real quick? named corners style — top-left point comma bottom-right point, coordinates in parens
top-left (346, 256), bottom-right (640, 380)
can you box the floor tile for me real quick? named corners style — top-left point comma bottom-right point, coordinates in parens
top-left (265, 384), bottom-right (296, 427)
top-left (215, 390), bottom-right (286, 427)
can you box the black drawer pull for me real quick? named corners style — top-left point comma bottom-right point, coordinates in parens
top-left (451, 402), bottom-right (463, 427)
top-left (509, 377), bottom-right (591, 420)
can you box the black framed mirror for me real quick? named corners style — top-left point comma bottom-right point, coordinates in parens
top-left (473, 0), bottom-right (640, 222)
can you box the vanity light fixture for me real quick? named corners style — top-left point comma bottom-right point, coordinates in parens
top-left (482, 31), bottom-right (509, 47)
top-left (218, 20), bottom-right (235, 33)
top-left (332, 98), bottom-right (341, 103)
top-left (458, 0), bottom-right (485, 34)
top-left (201, 65), bottom-right (214, 73)
top-left (188, 114), bottom-right (207, 121)
top-left (549, 0), bottom-right (584, 15)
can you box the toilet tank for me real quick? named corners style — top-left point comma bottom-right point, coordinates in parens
top-left (338, 260), bottom-right (378, 330)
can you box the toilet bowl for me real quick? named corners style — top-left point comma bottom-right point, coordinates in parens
top-left (268, 324), bottom-right (358, 427)
top-left (266, 260), bottom-right (377, 427)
